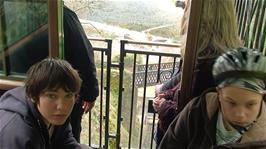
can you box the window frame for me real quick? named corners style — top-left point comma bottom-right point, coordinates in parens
top-left (0, 0), bottom-right (62, 90)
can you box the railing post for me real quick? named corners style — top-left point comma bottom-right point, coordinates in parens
top-left (116, 40), bottom-right (127, 149)
top-left (104, 39), bottom-right (112, 149)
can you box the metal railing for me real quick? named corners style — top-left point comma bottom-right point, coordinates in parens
top-left (135, 62), bottom-right (179, 87)
top-left (84, 38), bottom-right (181, 149)
top-left (85, 37), bottom-right (112, 148)
top-left (118, 40), bottom-right (181, 149)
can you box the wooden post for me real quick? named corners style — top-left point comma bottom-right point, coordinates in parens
top-left (178, 0), bottom-right (203, 112)
top-left (48, 0), bottom-right (59, 57)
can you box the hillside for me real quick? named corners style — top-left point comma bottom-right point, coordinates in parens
top-left (65, 0), bottom-right (183, 40)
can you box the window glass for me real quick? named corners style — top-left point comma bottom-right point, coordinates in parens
top-left (0, 0), bottom-right (48, 75)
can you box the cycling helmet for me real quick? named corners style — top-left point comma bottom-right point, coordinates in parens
top-left (213, 47), bottom-right (266, 93)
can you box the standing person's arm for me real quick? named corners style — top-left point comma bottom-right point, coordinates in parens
top-left (63, 6), bottom-right (99, 112)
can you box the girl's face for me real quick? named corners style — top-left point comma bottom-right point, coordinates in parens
top-left (37, 88), bottom-right (76, 126)
top-left (218, 86), bottom-right (263, 127)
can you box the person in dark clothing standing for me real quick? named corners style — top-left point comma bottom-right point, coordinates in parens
top-left (0, 58), bottom-right (82, 149)
top-left (63, 6), bottom-right (99, 142)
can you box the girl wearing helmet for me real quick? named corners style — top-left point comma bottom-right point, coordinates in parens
top-left (158, 48), bottom-right (266, 149)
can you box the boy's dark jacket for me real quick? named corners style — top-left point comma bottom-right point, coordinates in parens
top-left (0, 87), bottom-right (81, 149)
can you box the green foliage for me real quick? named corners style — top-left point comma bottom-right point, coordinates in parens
top-left (110, 70), bottom-right (120, 100)
top-left (150, 25), bottom-right (181, 42)
top-left (106, 20), bottom-right (150, 32)
top-left (64, 0), bottom-right (105, 12)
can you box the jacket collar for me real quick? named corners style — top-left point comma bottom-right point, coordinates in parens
top-left (200, 88), bottom-right (219, 145)
top-left (240, 101), bottom-right (266, 143)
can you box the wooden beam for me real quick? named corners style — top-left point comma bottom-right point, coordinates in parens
top-left (48, 0), bottom-right (59, 57)
top-left (0, 79), bottom-right (24, 90)
top-left (178, 0), bottom-right (203, 112)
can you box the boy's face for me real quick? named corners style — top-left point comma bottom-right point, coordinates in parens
top-left (218, 86), bottom-right (263, 127)
top-left (37, 88), bottom-right (76, 125)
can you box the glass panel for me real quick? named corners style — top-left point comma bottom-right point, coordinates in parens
top-left (0, 0), bottom-right (48, 75)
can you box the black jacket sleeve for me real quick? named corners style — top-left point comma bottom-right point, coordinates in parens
top-left (63, 6), bottom-right (99, 102)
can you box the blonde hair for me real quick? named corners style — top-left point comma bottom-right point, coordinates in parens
top-left (181, 0), bottom-right (243, 58)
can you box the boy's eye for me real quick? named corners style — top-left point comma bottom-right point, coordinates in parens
top-left (65, 93), bottom-right (75, 100)
top-left (46, 93), bottom-right (57, 99)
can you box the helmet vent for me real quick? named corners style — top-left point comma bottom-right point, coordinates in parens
top-left (241, 51), bottom-right (247, 60)
top-left (254, 55), bottom-right (260, 63)
top-left (227, 54), bottom-right (234, 61)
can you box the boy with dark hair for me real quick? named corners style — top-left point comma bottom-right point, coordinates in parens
top-left (0, 58), bottom-right (84, 149)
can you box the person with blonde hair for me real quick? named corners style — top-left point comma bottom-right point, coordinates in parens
top-left (153, 0), bottom-right (243, 146)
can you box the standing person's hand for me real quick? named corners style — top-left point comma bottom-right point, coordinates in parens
top-left (83, 101), bottom-right (95, 113)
